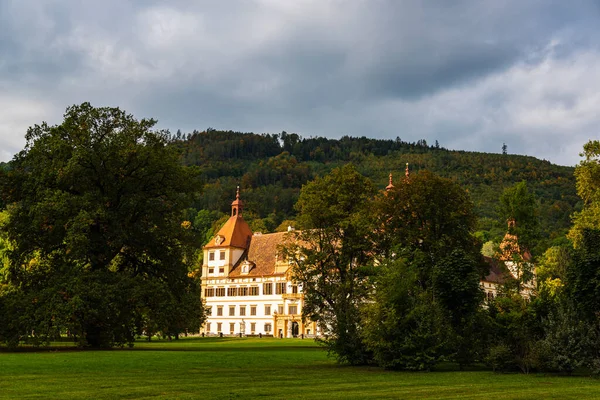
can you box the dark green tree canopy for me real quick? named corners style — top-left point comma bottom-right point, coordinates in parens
top-left (1, 103), bottom-right (203, 347)
top-left (375, 170), bottom-right (479, 263)
top-left (5, 103), bottom-right (197, 277)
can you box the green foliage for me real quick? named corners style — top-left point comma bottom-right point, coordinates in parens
top-left (485, 296), bottom-right (542, 374)
top-left (0, 103), bottom-right (203, 348)
top-left (569, 141), bottom-right (600, 248)
top-left (498, 181), bottom-right (540, 254)
top-left (538, 301), bottom-right (592, 374)
top-left (172, 130), bottom-right (576, 253)
top-left (574, 140), bottom-right (600, 205)
top-left (486, 343), bottom-right (515, 373)
top-left (362, 171), bottom-right (485, 370)
top-left (285, 164), bottom-right (377, 365)
top-left (433, 249), bottom-right (483, 326)
top-left (362, 258), bottom-right (450, 370)
top-left (565, 229), bottom-right (600, 322)
top-left (481, 241), bottom-right (497, 257)
top-left (191, 209), bottom-right (225, 245)
top-left (375, 170), bottom-right (481, 268)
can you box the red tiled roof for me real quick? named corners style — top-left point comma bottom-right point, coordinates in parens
top-left (228, 232), bottom-right (291, 277)
top-left (482, 256), bottom-right (510, 284)
top-left (204, 215), bottom-right (253, 249)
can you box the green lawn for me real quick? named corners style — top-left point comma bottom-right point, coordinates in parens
top-left (1, 338), bottom-right (599, 399)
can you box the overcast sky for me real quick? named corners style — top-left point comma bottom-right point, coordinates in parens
top-left (1, 1), bottom-right (599, 166)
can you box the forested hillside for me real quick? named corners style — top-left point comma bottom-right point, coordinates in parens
top-left (171, 129), bottom-right (577, 256)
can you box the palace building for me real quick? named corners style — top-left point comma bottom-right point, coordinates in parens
top-left (200, 188), bottom-right (317, 338)
top-left (201, 176), bottom-right (534, 337)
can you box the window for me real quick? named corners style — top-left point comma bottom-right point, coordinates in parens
top-left (208, 268), bottom-right (214, 274)
top-left (291, 285), bottom-right (298, 294)
top-left (249, 286), bottom-right (259, 296)
top-left (238, 286), bottom-right (248, 296)
top-left (206, 322), bottom-right (211, 332)
top-left (217, 306), bottom-right (223, 316)
top-left (277, 304), bottom-right (284, 314)
top-left (217, 322), bottom-right (222, 332)
top-left (264, 323), bottom-right (272, 332)
top-left (229, 306), bottom-right (235, 316)
top-left (219, 267), bottom-right (225, 274)
top-left (276, 282), bottom-right (287, 294)
top-left (220, 251), bottom-right (226, 260)
top-left (204, 288), bottom-right (214, 297)
top-left (289, 305), bottom-right (297, 315)
top-left (215, 287), bottom-right (225, 297)
top-left (229, 323), bottom-right (235, 334)
top-left (250, 306), bottom-right (257, 316)
top-left (250, 323), bottom-right (256, 333)
top-left (240, 306), bottom-right (246, 316)
top-left (264, 305), bottom-right (271, 315)
top-left (263, 282), bottom-right (273, 295)
top-left (209, 252), bottom-right (215, 261)
top-left (227, 287), bottom-right (237, 296)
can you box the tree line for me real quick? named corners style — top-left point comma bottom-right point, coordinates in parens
top-left (170, 129), bottom-right (577, 258)
top-left (283, 143), bottom-right (600, 373)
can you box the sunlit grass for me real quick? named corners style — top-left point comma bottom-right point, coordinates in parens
top-left (1, 337), bottom-right (599, 399)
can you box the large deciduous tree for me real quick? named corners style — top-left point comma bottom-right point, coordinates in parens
top-left (0, 103), bottom-right (203, 347)
top-left (569, 140), bottom-right (600, 248)
top-left (365, 170), bottom-right (485, 369)
top-left (284, 164), bottom-right (377, 365)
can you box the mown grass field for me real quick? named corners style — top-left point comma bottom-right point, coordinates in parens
top-left (1, 337), bottom-right (599, 399)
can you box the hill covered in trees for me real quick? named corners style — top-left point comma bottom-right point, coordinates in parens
top-left (170, 129), bottom-right (577, 257)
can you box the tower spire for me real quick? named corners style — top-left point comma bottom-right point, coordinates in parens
top-left (386, 172), bottom-right (394, 191)
top-left (231, 186), bottom-right (243, 217)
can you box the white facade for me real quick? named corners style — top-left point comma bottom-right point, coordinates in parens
top-left (200, 191), bottom-right (317, 338)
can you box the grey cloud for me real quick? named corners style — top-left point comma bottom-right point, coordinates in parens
top-left (0, 0), bottom-right (599, 165)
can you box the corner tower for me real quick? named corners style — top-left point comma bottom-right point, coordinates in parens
top-left (202, 187), bottom-right (253, 278)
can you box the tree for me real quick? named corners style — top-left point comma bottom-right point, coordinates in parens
top-left (374, 170), bottom-right (482, 276)
top-left (497, 181), bottom-right (540, 255)
top-left (365, 170), bottom-right (485, 369)
top-left (362, 258), bottom-right (451, 370)
top-left (0, 103), bottom-right (203, 347)
top-left (502, 143), bottom-right (508, 155)
top-left (569, 140), bottom-right (600, 248)
top-left (565, 229), bottom-right (600, 322)
top-left (284, 164), bottom-right (377, 365)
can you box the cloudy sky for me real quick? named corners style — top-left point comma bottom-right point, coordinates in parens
top-left (1, 0), bottom-right (599, 166)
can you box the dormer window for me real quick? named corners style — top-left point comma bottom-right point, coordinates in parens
top-left (214, 235), bottom-right (224, 246)
top-left (241, 260), bottom-right (254, 275)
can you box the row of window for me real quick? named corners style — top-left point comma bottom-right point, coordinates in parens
top-left (208, 251), bottom-right (226, 261)
top-left (204, 283), bottom-right (299, 297)
top-left (208, 267), bottom-right (225, 275)
top-left (206, 322), bottom-right (272, 334)
top-left (212, 304), bottom-right (299, 316)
